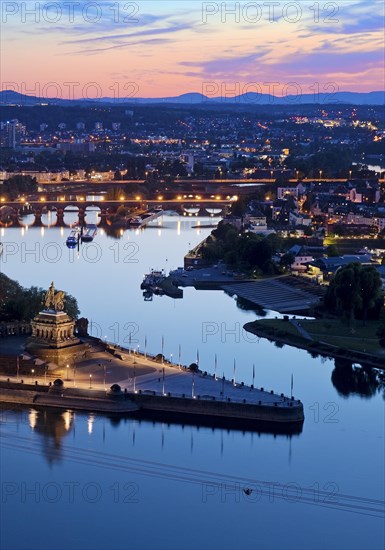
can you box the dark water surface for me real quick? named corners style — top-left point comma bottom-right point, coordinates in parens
top-left (0, 216), bottom-right (384, 550)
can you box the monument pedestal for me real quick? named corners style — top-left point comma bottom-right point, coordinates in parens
top-left (26, 310), bottom-right (89, 367)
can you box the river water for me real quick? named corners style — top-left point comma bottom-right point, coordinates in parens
top-left (0, 213), bottom-right (384, 550)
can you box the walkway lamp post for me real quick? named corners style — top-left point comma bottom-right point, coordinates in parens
top-left (66, 364), bottom-right (70, 381)
top-left (89, 374), bottom-right (92, 389)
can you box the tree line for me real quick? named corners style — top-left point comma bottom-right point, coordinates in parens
top-left (0, 274), bottom-right (80, 322)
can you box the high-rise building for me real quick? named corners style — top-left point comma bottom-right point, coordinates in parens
top-left (0, 119), bottom-right (26, 148)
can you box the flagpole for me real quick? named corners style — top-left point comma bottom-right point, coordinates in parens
top-left (252, 363), bottom-right (255, 388)
top-left (133, 364), bottom-right (136, 393)
top-left (291, 373), bottom-right (293, 398)
top-left (222, 372), bottom-right (225, 399)
top-left (178, 344), bottom-right (181, 369)
top-left (233, 359), bottom-right (236, 386)
top-left (192, 371), bottom-right (195, 398)
top-left (144, 336), bottom-right (147, 359)
top-left (214, 354), bottom-right (217, 381)
top-left (161, 336), bottom-right (164, 364)
top-left (162, 367), bottom-right (165, 395)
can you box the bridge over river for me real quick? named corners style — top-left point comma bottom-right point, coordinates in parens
top-left (0, 196), bottom-right (232, 227)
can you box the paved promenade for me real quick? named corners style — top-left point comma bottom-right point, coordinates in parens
top-left (0, 340), bottom-right (298, 408)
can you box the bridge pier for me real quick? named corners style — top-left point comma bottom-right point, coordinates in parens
top-left (32, 210), bottom-right (43, 227)
top-left (56, 208), bottom-right (65, 226)
top-left (99, 208), bottom-right (109, 224)
top-left (78, 208), bottom-right (86, 226)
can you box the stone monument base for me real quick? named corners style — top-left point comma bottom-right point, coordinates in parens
top-left (26, 310), bottom-right (89, 368)
top-left (26, 342), bottom-right (90, 369)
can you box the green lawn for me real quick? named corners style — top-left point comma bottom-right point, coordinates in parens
top-left (301, 319), bottom-right (383, 354)
top-left (250, 318), bottom-right (385, 356)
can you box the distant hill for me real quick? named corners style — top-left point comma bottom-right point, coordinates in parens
top-left (1, 89), bottom-right (384, 107)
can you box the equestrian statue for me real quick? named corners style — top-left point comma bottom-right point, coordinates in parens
top-left (43, 282), bottom-right (66, 312)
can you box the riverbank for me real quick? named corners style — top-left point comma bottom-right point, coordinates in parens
top-left (0, 337), bottom-right (304, 428)
top-left (0, 379), bottom-right (304, 430)
top-left (244, 319), bottom-right (385, 369)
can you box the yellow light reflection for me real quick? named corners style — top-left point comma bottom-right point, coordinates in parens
top-left (88, 414), bottom-right (94, 434)
top-left (63, 411), bottom-right (71, 431)
top-left (29, 410), bottom-right (37, 430)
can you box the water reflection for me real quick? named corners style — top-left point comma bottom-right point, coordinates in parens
top-left (24, 407), bottom-right (303, 466)
top-left (236, 296), bottom-right (267, 317)
top-left (31, 409), bottom-right (74, 465)
top-left (331, 359), bottom-right (385, 399)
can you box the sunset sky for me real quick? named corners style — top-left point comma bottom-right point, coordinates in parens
top-left (1, 0), bottom-right (384, 99)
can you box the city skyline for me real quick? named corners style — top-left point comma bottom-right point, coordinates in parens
top-left (1, 0), bottom-right (384, 99)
